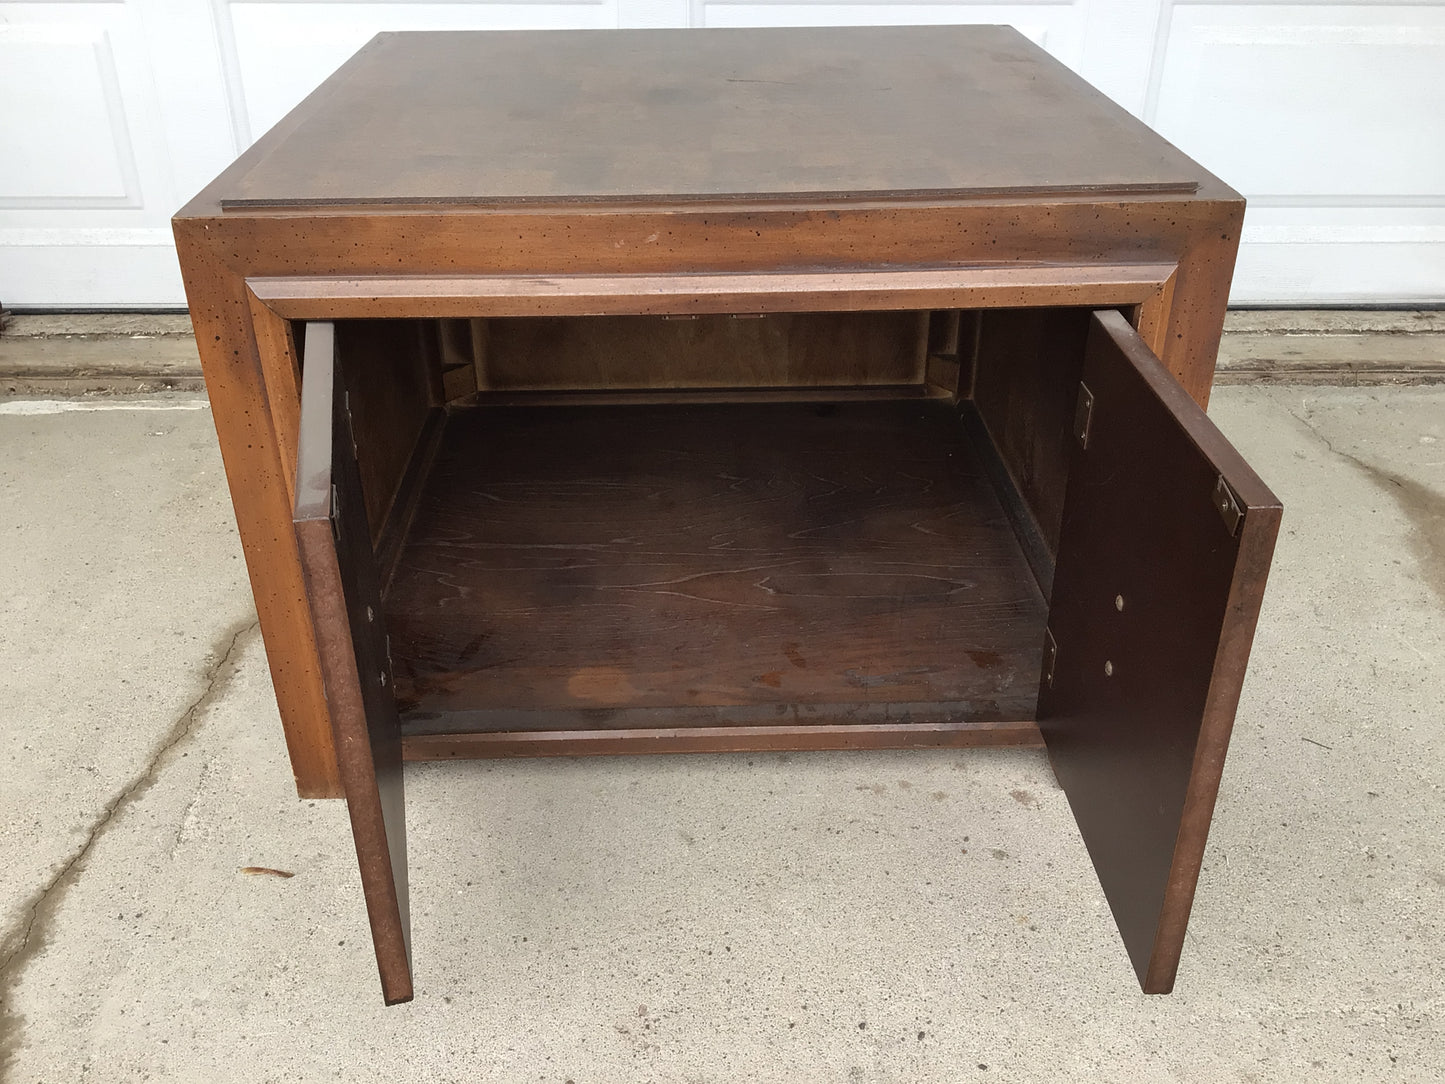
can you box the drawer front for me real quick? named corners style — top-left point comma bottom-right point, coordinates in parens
top-left (1039, 309), bottom-right (1282, 993)
top-left (293, 322), bottom-right (413, 1004)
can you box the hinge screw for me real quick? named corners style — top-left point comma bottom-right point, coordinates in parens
top-left (1073, 383), bottom-right (1095, 448)
top-left (1042, 628), bottom-right (1058, 688)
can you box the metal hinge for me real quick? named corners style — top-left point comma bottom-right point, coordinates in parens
top-left (1073, 383), bottom-right (1095, 448)
top-left (330, 483), bottom-right (341, 541)
top-left (343, 390), bottom-right (358, 462)
top-left (1042, 627), bottom-right (1058, 688)
top-left (1213, 474), bottom-right (1244, 536)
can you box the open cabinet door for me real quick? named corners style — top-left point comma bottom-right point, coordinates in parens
top-left (293, 322), bottom-right (413, 1004)
top-left (1040, 309), bottom-right (1282, 994)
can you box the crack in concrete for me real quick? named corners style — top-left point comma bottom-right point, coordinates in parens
top-left (0, 616), bottom-right (260, 1079)
top-left (1288, 406), bottom-right (1445, 608)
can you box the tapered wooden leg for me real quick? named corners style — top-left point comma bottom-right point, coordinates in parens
top-left (293, 323), bottom-right (413, 1003)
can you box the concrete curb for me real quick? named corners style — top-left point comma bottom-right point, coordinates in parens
top-left (1216, 313), bottom-right (1445, 386)
top-left (0, 313), bottom-right (195, 338)
top-left (2, 310), bottom-right (1443, 395)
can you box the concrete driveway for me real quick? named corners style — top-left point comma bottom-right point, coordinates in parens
top-left (0, 381), bottom-right (1442, 1082)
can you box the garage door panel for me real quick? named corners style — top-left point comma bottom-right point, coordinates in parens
top-left (222, 1), bottom-right (623, 144)
top-left (1151, 5), bottom-right (1445, 199)
top-left (2, 0), bottom-right (1443, 306)
top-left (0, 3), bottom-right (176, 212)
top-left (1235, 206), bottom-right (1445, 304)
top-left (1148, 2), bottom-right (1445, 303)
top-left (698, 1), bottom-right (1077, 66)
top-left (0, 23), bottom-right (136, 204)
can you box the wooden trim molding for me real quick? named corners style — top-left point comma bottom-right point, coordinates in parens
top-left (246, 263), bottom-right (1180, 321)
top-left (233, 260), bottom-right (1180, 799)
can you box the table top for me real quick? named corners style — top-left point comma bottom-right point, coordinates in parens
top-left (209, 26), bottom-right (1215, 210)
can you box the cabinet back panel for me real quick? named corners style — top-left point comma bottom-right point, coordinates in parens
top-left (478, 312), bottom-right (928, 391)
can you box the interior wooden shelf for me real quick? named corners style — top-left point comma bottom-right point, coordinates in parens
top-left (383, 396), bottom-right (1049, 741)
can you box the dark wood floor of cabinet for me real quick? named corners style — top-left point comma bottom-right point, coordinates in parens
top-left (385, 398), bottom-right (1048, 736)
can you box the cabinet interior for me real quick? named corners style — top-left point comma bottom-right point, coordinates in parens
top-left (300, 305), bottom-right (1113, 753)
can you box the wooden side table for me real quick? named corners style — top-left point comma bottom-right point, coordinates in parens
top-left (174, 26), bottom-right (1280, 1004)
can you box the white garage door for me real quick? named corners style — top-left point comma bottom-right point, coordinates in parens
top-left (2, 0), bottom-right (1442, 308)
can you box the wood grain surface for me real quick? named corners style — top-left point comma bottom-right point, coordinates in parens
top-left (219, 27), bottom-right (1207, 207)
top-left (245, 265), bottom-right (1181, 321)
top-left (972, 307), bottom-right (1096, 563)
top-left (478, 311), bottom-right (928, 390)
top-left (385, 399), bottom-right (1048, 732)
top-left (333, 320), bottom-right (437, 543)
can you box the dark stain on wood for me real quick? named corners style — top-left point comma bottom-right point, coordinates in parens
top-left (972, 307), bottom-right (1094, 560)
top-left (335, 320), bottom-right (436, 546)
top-left (220, 27), bottom-right (1203, 208)
top-left (480, 312), bottom-right (927, 391)
top-left (385, 399), bottom-right (1048, 732)
top-left (1039, 311), bottom-right (1281, 994)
